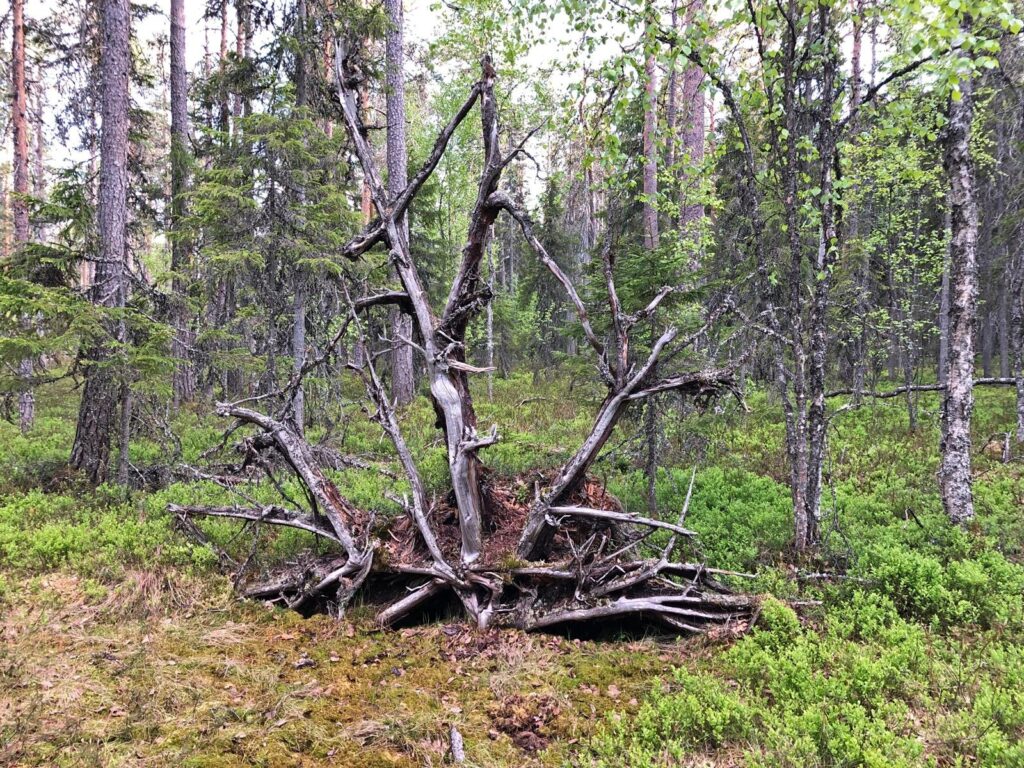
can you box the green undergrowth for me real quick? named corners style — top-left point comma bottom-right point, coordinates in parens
top-left (583, 595), bottom-right (1024, 767)
top-left (1, 376), bottom-right (1023, 765)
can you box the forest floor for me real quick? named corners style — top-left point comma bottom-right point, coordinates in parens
top-left (1, 375), bottom-right (1023, 767)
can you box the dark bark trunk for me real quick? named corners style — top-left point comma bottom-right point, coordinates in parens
top-left (940, 46), bottom-right (978, 525)
top-left (71, 0), bottom-right (131, 485)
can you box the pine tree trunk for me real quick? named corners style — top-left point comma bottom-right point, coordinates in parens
top-left (12, 0), bottom-right (35, 434)
top-left (940, 53), bottom-right (978, 525)
top-left (678, 0), bottom-right (705, 233)
top-left (170, 0), bottom-right (195, 409)
top-left (386, 0), bottom-right (416, 405)
top-left (70, 0), bottom-right (131, 485)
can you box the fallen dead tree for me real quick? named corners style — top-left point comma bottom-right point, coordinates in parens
top-left (171, 41), bottom-right (759, 635)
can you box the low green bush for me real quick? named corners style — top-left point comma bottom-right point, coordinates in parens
top-left (583, 587), bottom-right (1024, 767)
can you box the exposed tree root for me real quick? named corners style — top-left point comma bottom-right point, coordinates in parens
top-left (171, 51), bottom-right (758, 638)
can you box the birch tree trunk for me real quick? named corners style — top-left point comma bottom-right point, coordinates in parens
top-left (940, 53), bottom-right (979, 525)
top-left (70, 0), bottom-right (131, 484)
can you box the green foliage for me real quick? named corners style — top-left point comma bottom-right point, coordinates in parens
top-left (608, 466), bottom-right (791, 572)
top-left (588, 670), bottom-right (752, 766)
top-left (858, 542), bottom-right (1024, 627)
top-left (0, 488), bottom-right (215, 576)
top-left (587, 586), bottom-right (1024, 767)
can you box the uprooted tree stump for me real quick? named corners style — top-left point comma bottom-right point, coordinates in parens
top-left (170, 42), bottom-right (760, 635)
top-left (170, 405), bottom-right (757, 633)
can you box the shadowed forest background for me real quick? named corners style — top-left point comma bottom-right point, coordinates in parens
top-left (1, 0), bottom-right (1024, 765)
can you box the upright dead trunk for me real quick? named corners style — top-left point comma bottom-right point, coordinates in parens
top-left (665, 0), bottom-right (680, 174)
top-left (170, 0), bottom-right (195, 408)
top-left (386, 0), bottom-right (416, 406)
top-left (12, 0), bottom-right (34, 434)
top-left (70, 0), bottom-right (131, 484)
top-left (939, 53), bottom-right (978, 525)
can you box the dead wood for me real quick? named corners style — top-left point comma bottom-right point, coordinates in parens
top-left (170, 44), bottom-right (757, 637)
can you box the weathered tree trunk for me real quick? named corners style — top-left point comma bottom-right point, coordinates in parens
top-left (12, 0), bottom-right (35, 434)
top-left (641, 21), bottom-right (661, 512)
top-left (70, 0), bottom-right (131, 485)
top-left (386, 0), bottom-right (416, 406)
top-left (170, 0), bottom-right (195, 409)
top-left (939, 52), bottom-right (978, 525)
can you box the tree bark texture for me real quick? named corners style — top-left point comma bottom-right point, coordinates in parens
top-left (386, 0), bottom-right (416, 406)
top-left (939, 57), bottom-right (978, 525)
top-left (70, 0), bottom-right (131, 485)
top-left (12, 0), bottom-right (35, 433)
